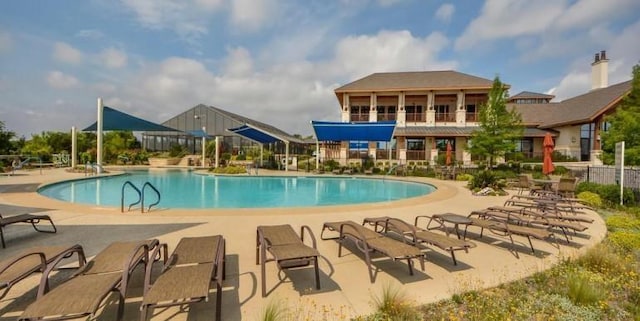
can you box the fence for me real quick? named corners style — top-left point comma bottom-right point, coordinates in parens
top-left (573, 166), bottom-right (640, 190)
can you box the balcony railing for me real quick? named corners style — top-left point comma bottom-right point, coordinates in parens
top-left (435, 113), bottom-right (456, 122)
top-left (350, 114), bottom-right (369, 122)
top-left (405, 113), bottom-right (426, 122)
top-left (348, 150), bottom-right (369, 159)
top-left (406, 150), bottom-right (426, 160)
top-left (377, 114), bottom-right (396, 121)
top-left (376, 150), bottom-right (397, 159)
top-left (466, 112), bottom-right (478, 122)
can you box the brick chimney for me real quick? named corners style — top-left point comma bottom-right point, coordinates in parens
top-left (591, 50), bottom-right (609, 90)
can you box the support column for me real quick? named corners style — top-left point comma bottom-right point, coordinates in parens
top-left (201, 126), bottom-right (206, 168)
top-left (369, 93), bottom-right (377, 122)
top-left (71, 126), bottom-right (77, 168)
top-left (215, 136), bottom-right (221, 168)
top-left (456, 91), bottom-right (466, 126)
top-left (315, 140), bottom-right (320, 171)
top-left (96, 98), bottom-right (103, 173)
top-left (397, 92), bottom-right (406, 126)
top-left (426, 91), bottom-right (435, 125)
top-left (285, 141), bottom-right (290, 172)
top-left (341, 93), bottom-right (350, 122)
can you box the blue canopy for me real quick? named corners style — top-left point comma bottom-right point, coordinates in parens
top-left (83, 106), bottom-right (178, 132)
top-left (227, 124), bottom-right (284, 144)
top-left (311, 121), bottom-right (396, 142)
top-left (187, 129), bottom-right (211, 138)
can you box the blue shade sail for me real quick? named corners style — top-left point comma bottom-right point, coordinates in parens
top-left (227, 124), bottom-right (284, 144)
top-left (311, 121), bottom-right (396, 142)
top-left (83, 106), bottom-right (179, 132)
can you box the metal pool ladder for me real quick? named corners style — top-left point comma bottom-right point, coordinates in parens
top-left (121, 181), bottom-right (161, 213)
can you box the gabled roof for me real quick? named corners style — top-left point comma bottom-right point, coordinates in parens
top-left (511, 80), bottom-right (632, 128)
top-left (508, 91), bottom-right (555, 100)
top-left (394, 126), bottom-right (556, 137)
top-left (202, 104), bottom-right (305, 144)
top-left (334, 71), bottom-right (499, 93)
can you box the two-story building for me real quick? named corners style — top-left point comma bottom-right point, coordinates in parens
top-left (329, 50), bottom-right (632, 166)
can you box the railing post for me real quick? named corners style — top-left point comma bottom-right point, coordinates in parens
top-left (587, 166), bottom-right (590, 182)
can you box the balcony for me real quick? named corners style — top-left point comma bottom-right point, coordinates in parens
top-left (376, 150), bottom-right (397, 159)
top-left (350, 114), bottom-right (369, 122)
top-left (405, 113), bottom-right (426, 122)
top-left (466, 112), bottom-right (478, 122)
top-left (377, 114), bottom-right (396, 121)
top-left (406, 150), bottom-right (426, 160)
top-left (435, 113), bottom-right (456, 122)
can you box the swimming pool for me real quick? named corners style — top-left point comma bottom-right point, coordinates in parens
top-left (38, 170), bottom-right (435, 209)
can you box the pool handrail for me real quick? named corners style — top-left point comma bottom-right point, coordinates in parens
top-left (121, 181), bottom-right (142, 213)
top-left (141, 182), bottom-right (161, 213)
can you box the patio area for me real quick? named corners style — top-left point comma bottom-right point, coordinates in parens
top-left (0, 168), bottom-right (606, 320)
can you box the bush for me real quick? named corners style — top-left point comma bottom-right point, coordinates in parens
top-left (554, 165), bottom-right (569, 175)
top-left (608, 231), bottom-right (640, 253)
top-left (235, 154), bottom-right (246, 161)
top-left (469, 170), bottom-right (504, 190)
top-left (367, 283), bottom-right (422, 321)
top-left (577, 191), bottom-right (602, 208)
top-left (212, 165), bottom-right (246, 174)
top-left (565, 271), bottom-right (606, 306)
top-left (576, 182), bottom-right (636, 207)
top-left (456, 173), bottom-right (473, 182)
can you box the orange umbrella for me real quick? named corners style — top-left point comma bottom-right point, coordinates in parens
top-left (542, 133), bottom-right (555, 175)
top-left (445, 141), bottom-right (453, 166)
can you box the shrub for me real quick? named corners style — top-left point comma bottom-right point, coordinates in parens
top-left (554, 165), bottom-right (569, 175)
top-left (235, 154), bottom-right (246, 161)
top-left (565, 271), bottom-right (606, 306)
top-left (606, 214), bottom-right (640, 231)
top-left (469, 170), bottom-right (504, 190)
top-left (577, 191), bottom-right (602, 208)
top-left (212, 165), bottom-right (246, 174)
top-left (368, 283), bottom-right (421, 321)
top-left (456, 173), bottom-right (474, 182)
top-left (608, 231), bottom-right (640, 253)
top-left (576, 182), bottom-right (636, 207)
top-left (168, 144), bottom-right (187, 158)
top-left (259, 299), bottom-right (288, 321)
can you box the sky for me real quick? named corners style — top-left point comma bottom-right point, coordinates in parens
top-left (1, 0), bottom-right (639, 138)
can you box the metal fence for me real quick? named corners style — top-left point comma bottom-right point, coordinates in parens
top-left (573, 165), bottom-right (640, 190)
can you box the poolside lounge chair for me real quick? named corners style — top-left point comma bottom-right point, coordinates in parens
top-left (363, 216), bottom-right (475, 265)
top-left (321, 221), bottom-right (424, 282)
top-left (465, 211), bottom-right (558, 257)
top-left (1, 213), bottom-right (57, 248)
top-left (141, 235), bottom-right (226, 321)
top-left (20, 239), bottom-right (159, 321)
top-left (257, 224), bottom-right (321, 297)
top-left (1, 244), bottom-right (85, 300)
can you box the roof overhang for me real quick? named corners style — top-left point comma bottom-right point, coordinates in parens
top-left (311, 121), bottom-right (396, 141)
top-left (227, 124), bottom-right (288, 144)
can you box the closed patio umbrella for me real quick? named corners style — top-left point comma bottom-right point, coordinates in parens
top-left (445, 141), bottom-right (453, 166)
top-left (542, 133), bottom-right (555, 175)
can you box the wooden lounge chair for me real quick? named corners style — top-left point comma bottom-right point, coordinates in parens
top-left (141, 235), bottom-right (226, 321)
top-left (20, 239), bottom-right (160, 321)
top-left (1, 213), bottom-right (57, 248)
top-left (256, 224), bottom-right (321, 297)
top-left (321, 220), bottom-right (424, 282)
top-left (1, 244), bottom-right (85, 300)
top-left (363, 216), bottom-right (475, 265)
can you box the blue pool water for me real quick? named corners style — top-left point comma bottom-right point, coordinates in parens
top-left (38, 170), bottom-right (435, 209)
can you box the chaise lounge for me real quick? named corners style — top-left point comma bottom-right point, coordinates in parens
top-left (141, 235), bottom-right (226, 321)
top-left (257, 224), bottom-right (321, 297)
top-left (321, 220), bottom-right (425, 282)
top-left (0, 244), bottom-right (85, 300)
top-left (1, 213), bottom-right (57, 248)
top-left (19, 239), bottom-right (160, 321)
top-left (363, 216), bottom-right (475, 266)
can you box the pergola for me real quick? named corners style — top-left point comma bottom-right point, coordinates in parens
top-left (310, 120), bottom-right (397, 169)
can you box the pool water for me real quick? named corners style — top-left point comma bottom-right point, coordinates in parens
top-left (38, 170), bottom-right (435, 209)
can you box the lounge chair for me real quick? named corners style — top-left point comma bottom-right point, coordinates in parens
top-left (321, 220), bottom-right (424, 282)
top-left (1, 244), bottom-right (85, 300)
top-left (1, 213), bottom-right (57, 248)
top-left (20, 239), bottom-right (160, 321)
top-left (363, 216), bottom-right (475, 265)
top-left (256, 224), bottom-right (321, 297)
top-left (141, 235), bottom-right (225, 321)
top-left (465, 211), bottom-right (558, 257)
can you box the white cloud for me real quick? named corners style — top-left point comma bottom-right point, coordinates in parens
top-left (435, 3), bottom-right (455, 23)
top-left (555, 0), bottom-right (640, 31)
top-left (100, 48), bottom-right (128, 68)
top-left (331, 30), bottom-right (457, 79)
top-left (223, 47), bottom-right (253, 76)
top-left (0, 30), bottom-right (12, 53)
top-left (46, 71), bottom-right (80, 89)
top-left (455, 0), bottom-right (565, 50)
top-left (229, 0), bottom-right (276, 32)
top-left (53, 42), bottom-right (83, 64)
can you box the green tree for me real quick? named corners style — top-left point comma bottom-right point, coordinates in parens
top-left (469, 76), bottom-right (524, 168)
top-left (0, 121), bottom-right (16, 154)
top-left (601, 64), bottom-right (640, 165)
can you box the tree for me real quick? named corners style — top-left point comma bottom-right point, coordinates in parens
top-left (601, 64), bottom-right (640, 165)
top-left (0, 121), bottom-right (16, 155)
top-left (469, 76), bottom-right (524, 168)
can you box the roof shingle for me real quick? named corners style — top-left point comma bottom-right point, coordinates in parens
top-left (335, 71), bottom-right (499, 92)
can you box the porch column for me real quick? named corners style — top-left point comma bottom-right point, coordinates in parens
top-left (215, 136), bottom-right (222, 168)
top-left (285, 141), bottom-right (289, 171)
top-left (96, 97), bottom-right (103, 173)
top-left (71, 126), bottom-right (77, 168)
top-left (397, 92), bottom-right (406, 126)
top-left (341, 93), bottom-right (350, 122)
top-left (426, 91), bottom-right (435, 125)
top-left (456, 91), bottom-right (466, 126)
top-left (369, 93), bottom-right (378, 122)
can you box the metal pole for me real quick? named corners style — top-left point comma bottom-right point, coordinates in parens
top-left (96, 98), bottom-right (103, 174)
top-left (71, 126), bottom-right (77, 168)
top-left (215, 136), bottom-right (221, 168)
top-left (201, 126), bottom-right (206, 168)
top-left (285, 142), bottom-right (290, 172)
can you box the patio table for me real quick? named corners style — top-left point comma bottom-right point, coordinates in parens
top-left (426, 213), bottom-right (472, 239)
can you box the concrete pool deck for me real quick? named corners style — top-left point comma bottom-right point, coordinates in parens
top-left (0, 167), bottom-right (606, 320)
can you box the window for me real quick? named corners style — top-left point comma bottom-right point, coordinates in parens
top-left (406, 105), bottom-right (423, 114)
top-left (350, 105), bottom-right (369, 122)
top-left (435, 104), bottom-right (449, 114)
top-left (435, 138), bottom-right (455, 151)
top-left (406, 138), bottom-right (425, 150)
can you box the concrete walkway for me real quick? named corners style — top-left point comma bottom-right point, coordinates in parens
top-left (0, 168), bottom-right (606, 321)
